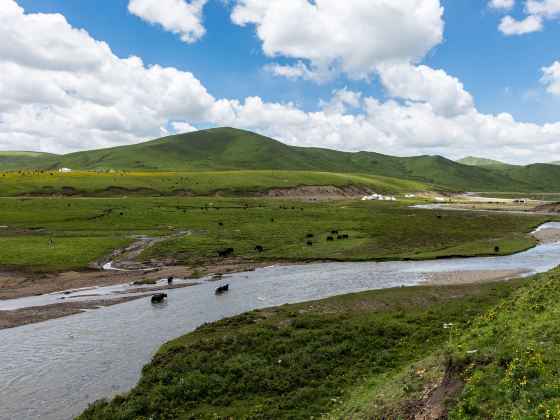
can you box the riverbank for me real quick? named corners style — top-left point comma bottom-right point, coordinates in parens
top-left (77, 278), bottom-right (530, 419)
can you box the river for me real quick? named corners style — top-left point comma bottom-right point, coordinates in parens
top-left (1, 222), bottom-right (560, 419)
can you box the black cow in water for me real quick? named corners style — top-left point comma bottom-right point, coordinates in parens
top-left (215, 284), bottom-right (229, 294)
top-left (167, 276), bottom-right (174, 285)
top-left (151, 293), bottom-right (167, 303)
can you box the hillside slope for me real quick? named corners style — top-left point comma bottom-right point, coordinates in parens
top-left (6, 127), bottom-right (560, 191)
top-left (0, 151), bottom-right (58, 171)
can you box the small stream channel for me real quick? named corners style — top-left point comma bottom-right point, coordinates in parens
top-left (1, 222), bottom-right (560, 420)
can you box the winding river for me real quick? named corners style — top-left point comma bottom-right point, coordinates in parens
top-left (2, 222), bottom-right (560, 419)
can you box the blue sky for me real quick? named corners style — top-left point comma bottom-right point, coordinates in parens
top-left (2, 0), bottom-right (560, 163)
top-left (15, 0), bottom-right (560, 123)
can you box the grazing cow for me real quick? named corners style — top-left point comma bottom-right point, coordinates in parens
top-left (337, 235), bottom-right (342, 240)
top-left (306, 233), bottom-right (314, 238)
top-left (271, 218), bottom-right (275, 222)
top-left (327, 236), bottom-right (334, 242)
top-left (167, 276), bottom-right (174, 285)
top-left (218, 247), bottom-right (234, 257)
top-left (151, 293), bottom-right (167, 303)
top-left (215, 284), bottom-right (230, 294)
top-left (255, 245), bottom-right (264, 252)
top-left (341, 234), bottom-right (349, 239)
top-left (494, 246), bottom-right (500, 253)
top-left (331, 230), bottom-right (338, 235)
top-left (437, 215), bottom-right (442, 219)
top-left (307, 241), bottom-right (313, 246)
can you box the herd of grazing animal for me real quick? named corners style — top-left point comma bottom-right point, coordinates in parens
top-left (148, 224), bottom-right (349, 304)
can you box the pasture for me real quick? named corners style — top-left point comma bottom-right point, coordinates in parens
top-left (0, 196), bottom-right (550, 272)
top-left (0, 170), bottom-right (433, 197)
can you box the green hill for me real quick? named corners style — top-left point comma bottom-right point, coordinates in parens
top-left (456, 156), bottom-right (509, 166)
top-left (0, 151), bottom-right (58, 171)
top-left (6, 127), bottom-right (560, 192)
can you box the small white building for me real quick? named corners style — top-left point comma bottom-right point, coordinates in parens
top-left (58, 168), bottom-right (72, 173)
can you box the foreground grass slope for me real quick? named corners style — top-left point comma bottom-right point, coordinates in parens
top-left (78, 280), bottom-right (528, 419)
top-left (7, 127), bottom-right (560, 192)
top-left (447, 266), bottom-right (560, 418)
top-left (0, 198), bottom-right (548, 272)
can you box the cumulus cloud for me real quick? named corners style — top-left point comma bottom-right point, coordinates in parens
top-left (498, 14), bottom-right (543, 34)
top-left (2, 0), bottom-right (560, 163)
top-left (128, 0), bottom-right (207, 43)
top-left (489, 0), bottom-right (516, 10)
top-left (541, 61), bottom-right (560, 95)
top-left (263, 61), bottom-right (334, 83)
top-left (377, 63), bottom-right (474, 117)
top-left (494, 0), bottom-right (560, 35)
top-left (231, 0), bottom-right (444, 79)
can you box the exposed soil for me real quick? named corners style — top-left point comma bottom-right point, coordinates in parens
top-left (100, 186), bottom-right (160, 196)
top-left (407, 362), bottom-right (463, 420)
top-left (266, 184), bottom-right (375, 200)
top-left (534, 202), bottom-right (560, 213)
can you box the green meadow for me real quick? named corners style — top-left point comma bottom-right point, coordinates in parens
top-left (0, 197), bottom-right (549, 272)
top-left (0, 169), bottom-right (433, 197)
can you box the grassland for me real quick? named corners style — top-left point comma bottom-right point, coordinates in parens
top-left (0, 170), bottom-right (434, 197)
top-left (7, 127), bottom-right (560, 192)
top-left (0, 197), bottom-right (549, 272)
top-left (78, 278), bottom-right (529, 419)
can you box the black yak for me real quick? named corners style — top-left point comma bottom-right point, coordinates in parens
top-left (151, 293), bottom-right (167, 303)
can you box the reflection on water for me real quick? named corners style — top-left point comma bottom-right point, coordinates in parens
top-left (1, 223), bottom-right (560, 420)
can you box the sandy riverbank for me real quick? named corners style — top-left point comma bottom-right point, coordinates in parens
top-left (422, 268), bottom-right (531, 286)
top-left (531, 228), bottom-right (560, 244)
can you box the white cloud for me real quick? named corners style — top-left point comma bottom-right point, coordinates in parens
top-left (489, 0), bottom-right (516, 11)
top-left (128, 0), bottom-right (207, 43)
top-left (541, 61), bottom-right (560, 95)
top-left (2, 0), bottom-right (560, 164)
top-left (377, 63), bottom-right (474, 117)
top-left (498, 14), bottom-right (543, 34)
top-left (171, 122), bottom-right (198, 133)
top-left (263, 61), bottom-right (335, 83)
top-left (494, 0), bottom-right (560, 35)
top-left (526, 0), bottom-right (560, 17)
top-left (231, 0), bottom-right (444, 79)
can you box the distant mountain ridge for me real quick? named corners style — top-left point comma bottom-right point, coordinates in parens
top-left (0, 151), bottom-right (58, 171)
top-left (2, 127), bottom-right (560, 192)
